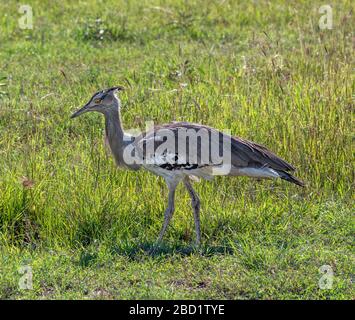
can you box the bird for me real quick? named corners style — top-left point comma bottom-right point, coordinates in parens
top-left (71, 86), bottom-right (304, 246)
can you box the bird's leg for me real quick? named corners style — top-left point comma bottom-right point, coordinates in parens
top-left (156, 181), bottom-right (177, 244)
top-left (183, 177), bottom-right (201, 246)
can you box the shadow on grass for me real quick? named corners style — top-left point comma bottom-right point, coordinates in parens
top-left (78, 250), bottom-right (99, 267)
top-left (109, 241), bottom-right (235, 260)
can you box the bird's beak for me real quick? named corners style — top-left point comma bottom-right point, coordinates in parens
top-left (70, 104), bottom-right (90, 119)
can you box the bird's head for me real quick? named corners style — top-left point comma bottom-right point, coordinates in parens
top-left (71, 86), bottom-right (124, 119)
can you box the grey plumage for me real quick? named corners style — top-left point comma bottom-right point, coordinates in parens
top-left (71, 87), bottom-right (304, 246)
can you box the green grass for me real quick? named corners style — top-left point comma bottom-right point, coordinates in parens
top-left (0, 0), bottom-right (353, 299)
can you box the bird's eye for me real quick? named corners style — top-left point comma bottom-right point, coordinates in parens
top-left (94, 98), bottom-right (102, 104)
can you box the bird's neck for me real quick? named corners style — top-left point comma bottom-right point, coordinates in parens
top-left (104, 107), bottom-right (126, 167)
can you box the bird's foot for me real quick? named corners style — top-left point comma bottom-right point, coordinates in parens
top-left (192, 239), bottom-right (202, 253)
top-left (149, 239), bottom-right (163, 255)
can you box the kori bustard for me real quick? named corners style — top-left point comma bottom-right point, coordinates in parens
top-left (71, 86), bottom-right (304, 245)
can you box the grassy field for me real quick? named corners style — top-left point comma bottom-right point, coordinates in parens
top-left (0, 0), bottom-right (353, 299)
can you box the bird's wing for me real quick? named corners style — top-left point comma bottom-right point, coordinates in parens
top-left (230, 137), bottom-right (295, 171)
top-left (133, 122), bottom-right (229, 169)
top-left (132, 122), bottom-right (295, 172)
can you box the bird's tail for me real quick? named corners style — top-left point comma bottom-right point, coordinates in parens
top-left (276, 170), bottom-right (305, 187)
